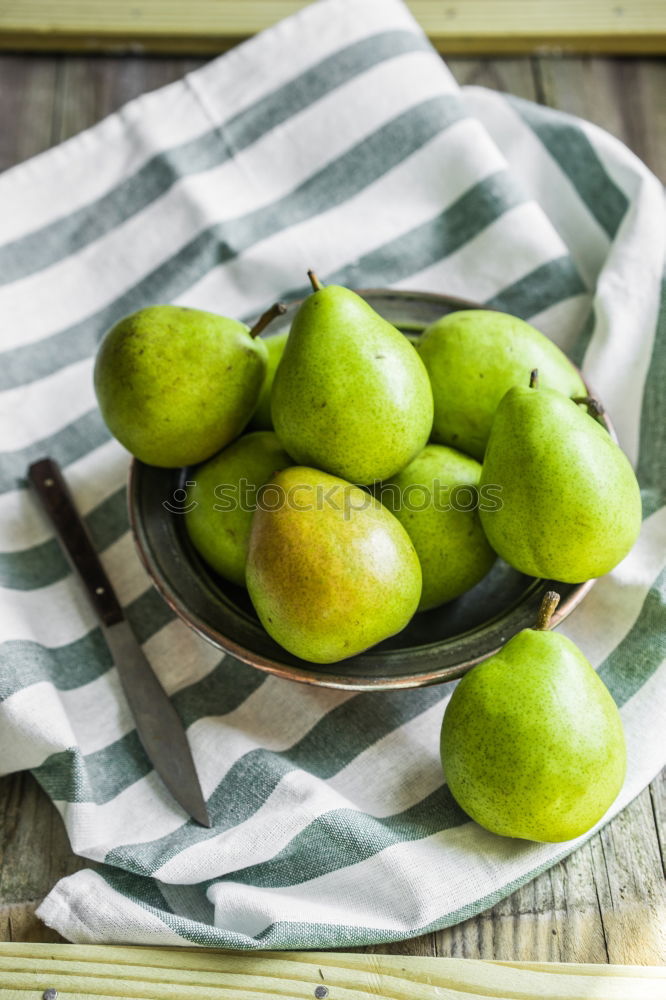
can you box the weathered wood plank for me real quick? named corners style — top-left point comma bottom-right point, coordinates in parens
top-left (592, 784), bottom-right (666, 964)
top-left (446, 57), bottom-right (537, 101)
top-left (0, 902), bottom-right (62, 944)
top-left (0, 773), bottom-right (91, 944)
top-left (1, 943), bottom-right (665, 998)
top-left (0, 54), bottom-right (59, 171)
top-left (0, 1), bottom-right (665, 55)
top-left (51, 55), bottom-right (205, 142)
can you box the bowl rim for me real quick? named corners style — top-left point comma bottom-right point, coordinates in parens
top-left (127, 287), bottom-right (599, 691)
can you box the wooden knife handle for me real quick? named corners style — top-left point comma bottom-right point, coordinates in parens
top-left (27, 457), bottom-right (124, 627)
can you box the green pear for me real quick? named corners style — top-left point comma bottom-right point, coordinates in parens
top-left (378, 444), bottom-right (496, 611)
top-left (271, 273), bottom-right (433, 484)
top-left (248, 329), bottom-right (289, 431)
top-left (94, 303), bottom-right (285, 467)
top-left (417, 310), bottom-right (586, 459)
top-left (441, 592), bottom-right (626, 842)
top-left (185, 431), bottom-right (292, 587)
top-left (246, 466), bottom-right (422, 663)
top-left (479, 374), bottom-right (642, 582)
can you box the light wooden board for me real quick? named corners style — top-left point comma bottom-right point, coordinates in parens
top-left (0, 51), bottom-right (664, 962)
top-left (0, 1), bottom-right (665, 54)
top-left (0, 942), bottom-right (665, 999)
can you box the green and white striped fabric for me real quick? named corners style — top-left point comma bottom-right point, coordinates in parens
top-left (0, 0), bottom-right (663, 949)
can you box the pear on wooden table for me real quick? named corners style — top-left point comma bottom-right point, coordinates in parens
top-left (271, 272), bottom-right (433, 485)
top-left (378, 444), bottom-right (496, 611)
top-left (246, 467), bottom-right (422, 663)
top-left (185, 431), bottom-right (292, 587)
top-left (417, 309), bottom-right (586, 459)
top-left (479, 372), bottom-right (642, 582)
top-left (441, 592), bottom-right (626, 842)
top-left (94, 303), bottom-right (285, 467)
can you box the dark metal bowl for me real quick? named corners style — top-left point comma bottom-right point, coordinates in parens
top-left (128, 289), bottom-right (595, 691)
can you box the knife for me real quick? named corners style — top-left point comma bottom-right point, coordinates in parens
top-left (27, 457), bottom-right (211, 828)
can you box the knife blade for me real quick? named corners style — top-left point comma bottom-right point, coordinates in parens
top-left (27, 457), bottom-right (211, 828)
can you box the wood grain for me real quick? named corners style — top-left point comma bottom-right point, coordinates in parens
top-left (0, 943), bottom-right (664, 998)
top-left (0, 55), bottom-right (58, 167)
top-left (446, 57), bottom-right (538, 100)
top-left (0, 1), bottom-right (664, 55)
top-left (0, 51), bottom-right (663, 960)
top-left (0, 773), bottom-right (92, 943)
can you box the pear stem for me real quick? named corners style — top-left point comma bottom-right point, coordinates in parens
top-left (535, 591), bottom-right (561, 631)
top-left (249, 302), bottom-right (287, 338)
top-left (308, 270), bottom-right (323, 292)
top-left (573, 395), bottom-right (605, 420)
top-left (529, 368), bottom-right (539, 389)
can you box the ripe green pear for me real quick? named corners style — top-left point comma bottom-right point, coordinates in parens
top-left (185, 431), bottom-right (292, 587)
top-left (441, 593), bottom-right (626, 842)
top-left (248, 329), bottom-right (289, 431)
top-left (378, 445), bottom-right (496, 611)
top-left (417, 310), bottom-right (586, 459)
top-left (479, 380), bottom-right (642, 582)
top-left (271, 274), bottom-right (433, 484)
top-left (94, 304), bottom-right (285, 467)
top-left (246, 467), bottom-right (422, 663)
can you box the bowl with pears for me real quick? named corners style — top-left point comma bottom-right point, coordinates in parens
top-left (94, 274), bottom-right (641, 844)
top-left (94, 274), bottom-right (641, 692)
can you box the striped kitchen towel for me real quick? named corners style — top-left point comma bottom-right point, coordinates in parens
top-left (0, 0), bottom-right (664, 949)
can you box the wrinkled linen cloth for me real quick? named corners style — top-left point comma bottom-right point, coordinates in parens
top-left (0, 0), bottom-right (663, 948)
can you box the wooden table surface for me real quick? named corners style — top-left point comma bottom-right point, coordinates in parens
top-left (2, 1), bottom-right (665, 54)
top-left (0, 51), bottom-right (664, 963)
